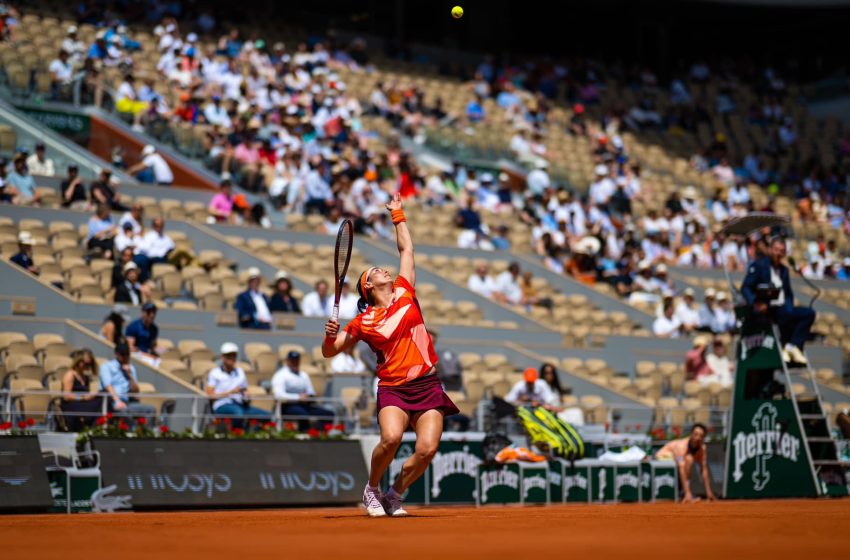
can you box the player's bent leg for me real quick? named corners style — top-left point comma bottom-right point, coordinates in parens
top-left (382, 409), bottom-right (444, 516)
top-left (363, 406), bottom-right (409, 517)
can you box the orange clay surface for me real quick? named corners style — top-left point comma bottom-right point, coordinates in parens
top-left (3, 499), bottom-right (849, 560)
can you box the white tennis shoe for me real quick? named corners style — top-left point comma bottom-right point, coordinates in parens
top-left (362, 484), bottom-right (386, 517)
top-left (381, 488), bottom-right (409, 517)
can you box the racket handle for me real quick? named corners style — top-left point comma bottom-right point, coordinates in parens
top-left (331, 306), bottom-right (339, 322)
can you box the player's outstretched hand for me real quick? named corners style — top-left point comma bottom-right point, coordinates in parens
top-left (386, 192), bottom-right (403, 212)
top-left (324, 319), bottom-right (340, 338)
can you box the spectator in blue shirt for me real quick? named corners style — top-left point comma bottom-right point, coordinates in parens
top-left (99, 342), bottom-right (156, 422)
top-left (125, 302), bottom-right (159, 360)
top-left (87, 33), bottom-right (109, 60)
top-left (86, 204), bottom-right (117, 259)
top-left (466, 95), bottom-right (485, 123)
top-left (496, 83), bottom-right (522, 110)
top-left (7, 155), bottom-right (39, 204)
top-left (837, 258), bottom-right (850, 281)
top-left (10, 231), bottom-right (39, 275)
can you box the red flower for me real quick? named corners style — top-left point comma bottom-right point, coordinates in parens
top-left (307, 428), bottom-right (320, 438)
top-left (635, 424), bottom-right (642, 432)
top-left (323, 423), bottom-right (333, 432)
top-left (212, 418), bottom-right (221, 425)
top-left (284, 421), bottom-right (297, 431)
top-left (159, 425), bottom-right (169, 434)
top-left (0, 422), bottom-right (12, 430)
top-left (223, 418), bottom-right (232, 425)
top-left (262, 422), bottom-right (275, 430)
top-left (231, 427), bottom-right (245, 437)
top-left (334, 424), bottom-right (345, 432)
top-left (118, 421), bottom-right (130, 431)
top-left (95, 417), bottom-right (107, 426)
top-left (17, 421), bottom-right (27, 429)
top-left (136, 417), bottom-right (147, 426)
top-left (249, 419), bottom-right (258, 427)
top-left (107, 412), bottom-right (114, 420)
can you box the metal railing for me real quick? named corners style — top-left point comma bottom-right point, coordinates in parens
top-left (0, 389), bottom-right (358, 434)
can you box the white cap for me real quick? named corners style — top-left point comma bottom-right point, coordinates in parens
top-left (186, 32), bottom-right (198, 43)
top-left (683, 287), bottom-right (695, 297)
top-left (246, 267), bottom-right (262, 279)
top-left (656, 263), bottom-right (668, 274)
top-left (17, 231), bottom-right (34, 245)
top-left (67, 25), bottom-right (77, 34)
top-left (220, 342), bottom-right (239, 355)
top-left (638, 259), bottom-right (651, 271)
top-left (274, 270), bottom-right (289, 281)
top-left (704, 287), bottom-right (716, 298)
top-left (499, 172), bottom-right (509, 182)
top-left (142, 145), bottom-right (156, 156)
top-left (109, 175), bottom-right (120, 186)
top-left (716, 291), bottom-right (729, 301)
top-left (480, 173), bottom-right (494, 183)
top-left (595, 164), bottom-right (608, 176)
top-left (844, 257), bottom-right (850, 267)
top-left (123, 261), bottom-right (139, 273)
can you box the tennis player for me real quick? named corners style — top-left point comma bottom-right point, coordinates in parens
top-left (322, 193), bottom-right (459, 517)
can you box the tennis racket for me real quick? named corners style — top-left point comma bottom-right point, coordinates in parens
top-left (331, 218), bottom-right (354, 322)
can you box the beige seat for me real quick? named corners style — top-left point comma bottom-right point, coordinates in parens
top-left (244, 342), bottom-right (273, 364)
top-left (178, 339), bottom-right (208, 357)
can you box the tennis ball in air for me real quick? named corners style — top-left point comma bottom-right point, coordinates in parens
top-left (451, 6), bottom-right (464, 19)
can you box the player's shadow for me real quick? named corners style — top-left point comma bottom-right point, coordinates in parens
top-left (322, 513), bottom-right (444, 519)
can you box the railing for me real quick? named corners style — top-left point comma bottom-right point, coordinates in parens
top-left (0, 389), bottom-right (358, 434)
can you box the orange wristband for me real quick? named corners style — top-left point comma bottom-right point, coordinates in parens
top-left (391, 209), bottom-right (406, 224)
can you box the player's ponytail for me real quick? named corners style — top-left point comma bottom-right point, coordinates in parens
top-left (356, 269), bottom-right (372, 313)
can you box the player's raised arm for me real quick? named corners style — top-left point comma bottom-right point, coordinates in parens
top-left (387, 193), bottom-right (415, 286)
top-left (322, 319), bottom-right (356, 358)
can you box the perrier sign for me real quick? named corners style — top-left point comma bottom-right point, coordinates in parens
top-left (724, 321), bottom-right (819, 498)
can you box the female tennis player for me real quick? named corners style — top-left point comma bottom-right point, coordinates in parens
top-left (322, 193), bottom-right (459, 517)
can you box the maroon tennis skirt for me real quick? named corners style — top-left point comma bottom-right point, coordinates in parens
top-left (376, 373), bottom-right (460, 417)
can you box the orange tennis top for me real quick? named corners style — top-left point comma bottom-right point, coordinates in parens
top-left (343, 276), bottom-right (438, 387)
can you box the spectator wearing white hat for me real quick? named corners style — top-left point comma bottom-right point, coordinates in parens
top-left (234, 267), bottom-right (272, 329)
top-left (207, 342), bottom-right (271, 428)
top-left (128, 145), bottom-right (174, 185)
top-left (114, 261), bottom-right (146, 305)
top-left (62, 25), bottom-right (86, 64)
top-left (653, 300), bottom-right (682, 339)
top-left (589, 164), bottom-right (615, 207)
top-left (526, 160), bottom-right (550, 196)
top-left (697, 288), bottom-right (717, 332)
top-left (713, 291), bottom-right (737, 333)
top-left (269, 271), bottom-right (301, 313)
top-left (675, 288), bottom-right (700, 332)
top-left (10, 231), bottom-right (39, 275)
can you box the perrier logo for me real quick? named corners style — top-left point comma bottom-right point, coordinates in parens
top-left (732, 403), bottom-right (802, 491)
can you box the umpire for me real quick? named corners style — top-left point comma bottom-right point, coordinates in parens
top-left (741, 236), bottom-right (815, 365)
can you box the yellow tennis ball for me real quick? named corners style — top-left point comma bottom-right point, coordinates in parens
top-left (451, 6), bottom-right (463, 19)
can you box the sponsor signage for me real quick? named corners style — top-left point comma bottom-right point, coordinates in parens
top-left (724, 322), bottom-right (819, 499)
top-left (16, 106), bottom-right (91, 140)
top-left (429, 440), bottom-right (482, 504)
top-left (563, 464), bottom-right (590, 502)
top-left (47, 469), bottom-right (100, 513)
top-left (95, 438), bottom-right (367, 509)
top-left (641, 462), bottom-right (677, 501)
top-left (478, 464), bottom-right (521, 504)
top-left (0, 436), bottom-right (53, 512)
top-left (520, 464), bottom-right (549, 504)
top-left (548, 460), bottom-right (564, 502)
top-left (614, 465), bottom-right (640, 502)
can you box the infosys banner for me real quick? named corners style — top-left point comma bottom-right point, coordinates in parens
top-left (95, 438), bottom-right (367, 509)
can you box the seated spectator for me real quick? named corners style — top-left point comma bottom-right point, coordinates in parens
top-left (206, 342), bottom-right (271, 428)
top-left (62, 26), bottom-right (85, 64)
top-left (271, 350), bottom-right (334, 430)
top-left (505, 368), bottom-right (559, 410)
top-left (713, 291), bottom-right (737, 333)
top-left (653, 301), bottom-right (682, 338)
top-left (128, 145), bottom-right (174, 185)
top-left (115, 262), bottom-right (149, 305)
top-left (493, 262), bottom-right (524, 305)
top-left (48, 49), bottom-right (74, 100)
top-left (685, 335), bottom-right (711, 381)
top-left (60, 164), bottom-right (88, 209)
top-left (702, 338), bottom-right (733, 387)
top-left (114, 222), bottom-right (141, 255)
top-left (115, 74), bottom-right (149, 129)
top-left (235, 267), bottom-right (273, 329)
top-left (120, 203), bottom-right (144, 235)
top-left (86, 204), bottom-right (118, 259)
top-left (61, 349), bottom-right (104, 432)
top-left (111, 247), bottom-right (136, 289)
top-left (330, 345), bottom-right (367, 375)
top-left (269, 271), bottom-right (301, 313)
top-left (90, 170), bottom-right (128, 211)
top-left (837, 258), bottom-right (850, 281)
top-left (697, 288), bottom-right (717, 332)
top-left (208, 179), bottom-right (235, 223)
top-left (455, 198), bottom-right (483, 231)
top-left (99, 342), bottom-right (156, 422)
top-left (467, 263), bottom-right (498, 299)
top-left (630, 260), bottom-right (662, 304)
top-left (26, 143), bottom-right (55, 177)
top-left (338, 280), bottom-right (359, 320)
top-left (135, 218), bottom-right (175, 275)
top-left (0, 158), bottom-right (15, 203)
top-left (566, 238), bottom-right (600, 285)
top-left (7, 154), bottom-right (39, 205)
top-left (301, 279), bottom-right (333, 318)
top-left (10, 231), bottom-right (39, 276)
top-left (675, 288), bottom-right (700, 333)
top-left (125, 302), bottom-right (161, 364)
top-left (100, 304), bottom-right (129, 344)
top-left (465, 94), bottom-right (485, 123)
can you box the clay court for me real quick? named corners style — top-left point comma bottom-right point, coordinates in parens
top-left (3, 499), bottom-right (848, 559)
